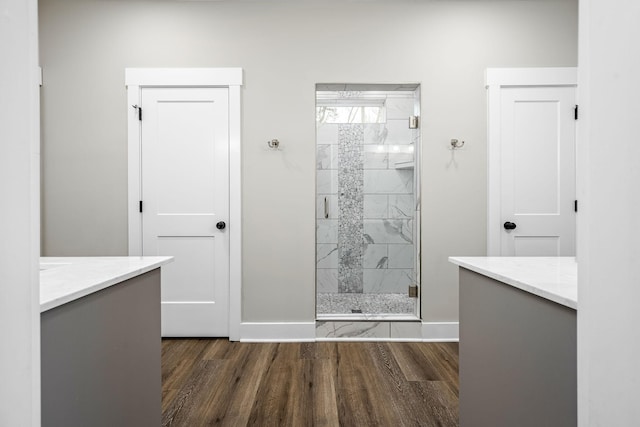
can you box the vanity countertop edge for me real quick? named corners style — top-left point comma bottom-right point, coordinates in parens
top-left (448, 256), bottom-right (577, 310)
top-left (40, 256), bottom-right (174, 313)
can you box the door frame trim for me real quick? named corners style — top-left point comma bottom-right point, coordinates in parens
top-left (485, 67), bottom-right (577, 255)
top-left (125, 68), bottom-right (243, 340)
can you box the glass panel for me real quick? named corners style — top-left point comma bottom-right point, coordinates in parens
top-left (316, 106), bottom-right (386, 124)
top-left (316, 85), bottom-right (420, 319)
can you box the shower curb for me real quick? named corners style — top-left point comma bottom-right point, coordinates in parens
top-left (237, 321), bottom-right (459, 342)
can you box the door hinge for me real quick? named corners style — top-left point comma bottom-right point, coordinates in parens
top-left (139, 200), bottom-right (143, 213)
top-left (574, 105), bottom-right (579, 120)
top-left (408, 285), bottom-right (419, 298)
top-left (409, 116), bottom-right (419, 129)
top-left (574, 200), bottom-right (578, 212)
top-left (132, 104), bottom-right (142, 121)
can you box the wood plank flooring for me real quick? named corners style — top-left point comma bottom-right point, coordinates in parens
top-left (162, 339), bottom-right (459, 427)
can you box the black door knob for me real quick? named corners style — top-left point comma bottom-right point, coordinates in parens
top-left (503, 221), bottom-right (517, 230)
top-left (216, 221), bottom-right (226, 230)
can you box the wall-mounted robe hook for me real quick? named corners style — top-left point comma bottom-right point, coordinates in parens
top-left (267, 139), bottom-right (280, 149)
top-left (450, 139), bottom-right (465, 149)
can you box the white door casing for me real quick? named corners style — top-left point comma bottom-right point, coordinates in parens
top-left (126, 68), bottom-right (243, 339)
top-left (487, 68), bottom-right (577, 256)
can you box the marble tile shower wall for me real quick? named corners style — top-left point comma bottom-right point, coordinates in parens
top-left (317, 96), bottom-right (416, 295)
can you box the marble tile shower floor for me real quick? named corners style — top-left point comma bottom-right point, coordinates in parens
top-left (317, 292), bottom-right (416, 317)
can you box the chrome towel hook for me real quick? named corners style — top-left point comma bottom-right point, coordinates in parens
top-left (267, 139), bottom-right (280, 149)
top-left (450, 139), bottom-right (465, 149)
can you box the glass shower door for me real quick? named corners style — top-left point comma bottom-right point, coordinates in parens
top-left (315, 84), bottom-right (421, 320)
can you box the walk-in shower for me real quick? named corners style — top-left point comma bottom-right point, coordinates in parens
top-left (315, 84), bottom-right (421, 320)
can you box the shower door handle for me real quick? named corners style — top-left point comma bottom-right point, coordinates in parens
top-left (324, 197), bottom-right (329, 219)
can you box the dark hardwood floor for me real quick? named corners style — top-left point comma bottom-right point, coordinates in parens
top-left (162, 339), bottom-right (459, 427)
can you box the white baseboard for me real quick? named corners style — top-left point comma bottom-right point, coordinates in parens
top-left (239, 322), bottom-right (316, 342)
top-left (421, 321), bottom-right (459, 342)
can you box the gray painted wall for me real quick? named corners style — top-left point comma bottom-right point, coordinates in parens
top-left (39, 0), bottom-right (578, 323)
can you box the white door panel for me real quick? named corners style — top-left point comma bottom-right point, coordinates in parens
top-left (141, 87), bottom-right (229, 337)
top-left (498, 84), bottom-right (576, 256)
top-left (512, 101), bottom-right (560, 214)
top-left (513, 236), bottom-right (560, 256)
top-left (157, 237), bottom-right (217, 301)
top-left (154, 103), bottom-right (218, 213)
top-left (155, 216), bottom-right (217, 236)
top-left (161, 302), bottom-right (222, 338)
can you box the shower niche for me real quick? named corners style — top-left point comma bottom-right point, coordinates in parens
top-left (315, 83), bottom-right (421, 320)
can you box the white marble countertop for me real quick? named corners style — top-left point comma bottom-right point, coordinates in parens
top-left (40, 256), bottom-right (173, 312)
top-left (448, 257), bottom-right (577, 310)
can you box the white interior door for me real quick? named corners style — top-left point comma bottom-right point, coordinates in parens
top-left (141, 87), bottom-right (229, 337)
top-left (499, 85), bottom-right (576, 256)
